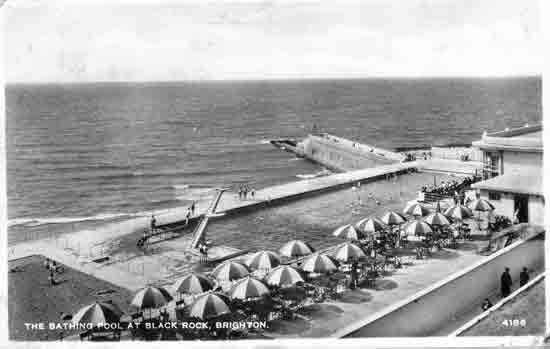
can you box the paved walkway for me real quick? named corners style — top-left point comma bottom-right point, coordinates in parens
top-left (416, 158), bottom-right (483, 175)
top-left (263, 243), bottom-right (487, 338)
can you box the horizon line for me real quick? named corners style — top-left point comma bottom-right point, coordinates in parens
top-left (4, 74), bottom-right (542, 86)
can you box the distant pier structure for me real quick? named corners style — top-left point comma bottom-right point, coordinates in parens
top-left (271, 133), bottom-right (404, 172)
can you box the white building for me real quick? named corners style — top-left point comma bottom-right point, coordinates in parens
top-left (471, 124), bottom-right (544, 226)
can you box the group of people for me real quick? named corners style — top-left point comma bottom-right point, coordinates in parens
top-left (238, 185), bottom-right (255, 200)
top-left (420, 176), bottom-right (479, 198)
top-left (481, 267), bottom-right (530, 312)
top-left (403, 151), bottom-right (432, 162)
top-left (501, 266), bottom-right (530, 297)
top-left (44, 257), bottom-right (63, 286)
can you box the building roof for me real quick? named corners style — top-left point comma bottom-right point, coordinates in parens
top-left (472, 124), bottom-right (543, 152)
top-left (472, 171), bottom-right (543, 196)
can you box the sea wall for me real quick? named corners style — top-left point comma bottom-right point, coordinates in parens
top-left (299, 134), bottom-right (401, 172)
top-left (337, 233), bottom-right (545, 337)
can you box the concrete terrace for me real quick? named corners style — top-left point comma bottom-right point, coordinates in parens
top-left (264, 242), bottom-right (488, 338)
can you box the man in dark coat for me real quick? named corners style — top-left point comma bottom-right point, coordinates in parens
top-left (501, 267), bottom-right (513, 298)
top-left (519, 267), bottom-right (529, 287)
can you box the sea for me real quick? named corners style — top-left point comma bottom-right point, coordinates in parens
top-left (6, 77), bottom-right (542, 244)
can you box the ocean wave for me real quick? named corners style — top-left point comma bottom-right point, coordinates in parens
top-left (296, 173), bottom-right (318, 179)
top-left (7, 212), bottom-right (147, 228)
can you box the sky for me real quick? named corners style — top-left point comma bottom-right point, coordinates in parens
top-left (2, 0), bottom-right (544, 82)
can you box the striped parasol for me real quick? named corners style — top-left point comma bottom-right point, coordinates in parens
top-left (131, 286), bottom-right (173, 311)
top-left (468, 198), bottom-right (495, 212)
top-left (301, 253), bottom-right (339, 274)
top-left (332, 224), bottom-right (363, 240)
top-left (424, 212), bottom-right (451, 227)
top-left (401, 220), bottom-right (433, 237)
top-left (403, 202), bottom-right (431, 217)
top-left (279, 240), bottom-right (315, 258)
top-left (380, 211), bottom-right (407, 226)
top-left (355, 217), bottom-right (386, 236)
top-left (264, 265), bottom-right (304, 288)
top-left (173, 273), bottom-right (215, 295)
top-left (211, 261), bottom-right (250, 282)
top-left (332, 242), bottom-right (366, 262)
top-left (444, 204), bottom-right (473, 221)
top-left (245, 250), bottom-right (281, 271)
top-left (189, 293), bottom-right (231, 320)
top-left (229, 277), bottom-right (270, 301)
top-left (72, 302), bottom-right (123, 327)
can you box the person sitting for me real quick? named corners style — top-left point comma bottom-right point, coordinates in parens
top-left (481, 298), bottom-right (493, 311)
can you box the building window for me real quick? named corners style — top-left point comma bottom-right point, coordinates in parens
top-left (488, 191), bottom-right (501, 201)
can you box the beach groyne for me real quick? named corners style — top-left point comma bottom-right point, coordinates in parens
top-left (335, 231), bottom-right (545, 338)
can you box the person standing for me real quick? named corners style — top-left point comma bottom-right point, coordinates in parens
top-left (191, 201), bottom-right (196, 216)
top-left (251, 188), bottom-right (255, 199)
top-left (185, 209), bottom-right (190, 226)
top-left (350, 261), bottom-right (358, 289)
top-left (48, 269), bottom-right (55, 286)
top-left (150, 214), bottom-right (157, 233)
top-left (519, 267), bottom-right (530, 287)
top-left (513, 209), bottom-right (520, 224)
top-left (500, 267), bottom-right (513, 298)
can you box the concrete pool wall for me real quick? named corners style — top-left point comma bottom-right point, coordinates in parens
top-left (336, 232), bottom-right (545, 338)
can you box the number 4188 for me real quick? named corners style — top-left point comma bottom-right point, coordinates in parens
top-left (501, 319), bottom-right (526, 327)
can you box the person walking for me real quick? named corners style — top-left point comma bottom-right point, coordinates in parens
top-left (500, 267), bottom-right (513, 298)
top-left (519, 267), bottom-right (530, 287)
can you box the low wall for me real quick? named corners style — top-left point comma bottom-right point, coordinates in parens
top-left (338, 233), bottom-right (545, 337)
top-left (218, 168), bottom-right (414, 217)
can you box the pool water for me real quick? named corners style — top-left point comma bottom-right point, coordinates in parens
top-left (206, 172), bottom-right (458, 252)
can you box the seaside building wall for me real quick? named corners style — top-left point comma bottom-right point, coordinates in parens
top-left (472, 124), bottom-right (544, 226)
top-left (501, 151), bottom-right (543, 174)
top-left (478, 190), bottom-right (544, 226)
